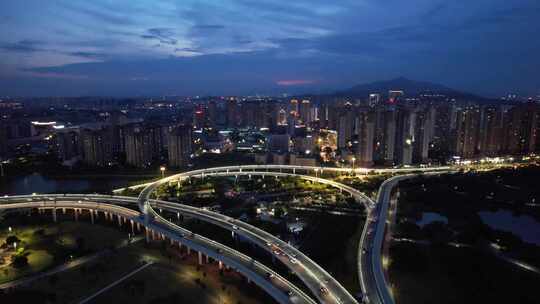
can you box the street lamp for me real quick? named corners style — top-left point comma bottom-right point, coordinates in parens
top-left (351, 157), bottom-right (356, 170)
top-left (160, 166), bottom-right (166, 178)
top-left (13, 242), bottom-right (17, 250)
top-left (8, 226), bottom-right (12, 233)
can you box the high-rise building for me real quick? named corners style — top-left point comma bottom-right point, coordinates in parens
top-left (355, 111), bottom-right (375, 166)
top-left (0, 120), bottom-right (8, 160)
top-left (168, 125), bottom-right (192, 168)
top-left (81, 126), bottom-right (114, 167)
top-left (478, 106), bottom-right (504, 156)
top-left (55, 128), bottom-right (80, 162)
top-left (454, 106), bottom-right (481, 158)
top-left (369, 94), bottom-right (381, 107)
top-left (412, 107), bottom-right (435, 164)
top-left (381, 108), bottom-right (397, 164)
top-left (503, 104), bottom-right (540, 155)
top-left (208, 100), bottom-right (218, 127)
top-left (337, 103), bottom-right (354, 149)
top-left (299, 99), bottom-right (312, 125)
top-left (124, 123), bottom-right (163, 168)
top-left (394, 107), bottom-right (415, 165)
top-left (226, 98), bottom-right (239, 128)
top-left (388, 90), bottom-right (404, 104)
top-left (277, 108), bottom-right (288, 126)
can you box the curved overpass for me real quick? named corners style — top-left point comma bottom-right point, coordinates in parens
top-left (115, 165), bottom-right (452, 195)
top-left (128, 165), bottom-right (451, 304)
top-left (132, 165), bottom-right (441, 304)
top-left (0, 195), bottom-right (316, 304)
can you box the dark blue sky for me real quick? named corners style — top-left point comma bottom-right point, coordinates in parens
top-left (0, 0), bottom-right (539, 97)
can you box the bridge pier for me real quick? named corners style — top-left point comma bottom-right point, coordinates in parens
top-left (187, 246), bottom-right (191, 255)
top-left (90, 209), bottom-right (94, 224)
top-left (52, 208), bottom-right (57, 223)
top-left (198, 251), bottom-right (203, 265)
top-left (74, 208), bottom-right (79, 221)
top-left (145, 228), bottom-right (150, 243)
top-left (219, 260), bottom-right (223, 270)
top-left (130, 220), bottom-right (135, 234)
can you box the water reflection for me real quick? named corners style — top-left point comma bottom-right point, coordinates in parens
top-left (480, 210), bottom-right (540, 245)
top-left (0, 173), bottom-right (136, 195)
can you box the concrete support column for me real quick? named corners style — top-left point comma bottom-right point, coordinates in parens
top-left (62, 208), bottom-right (66, 214)
top-left (145, 228), bottom-right (150, 243)
top-left (90, 209), bottom-right (95, 224)
top-left (74, 208), bottom-right (79, 221)
top-left (198, 251), bottom-right (203, 265)
top-left (293, 168), bottom-right (296, 174)
top-left (206, 255), bottom-right (210, 263)
top-left (151, 230), bottom-right (156, 240)
top-left (187, 247), bottom-right (191, 255)
top-left (219, 260), bottom-right (223, 270)
top-left (117, 215), bottom-right (122, 227)
top-left (130, 220), bottom-right (135, 234)
top-left (52, 208), bottom-right (57, 223)
top-left (137, 223), bottom-right (141, 232)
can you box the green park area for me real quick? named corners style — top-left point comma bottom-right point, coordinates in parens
top-left (0, 219), bottom-right (128, 285)
top-left (0, 240), bottom-right (270, 304)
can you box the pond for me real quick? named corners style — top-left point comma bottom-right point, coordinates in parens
top-left (416, 212), bottom-right (448, 227)
top-left (479, 210), bottom-right (540, 245)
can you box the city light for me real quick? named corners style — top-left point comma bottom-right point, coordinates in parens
top-left (160, 166), bottom-right (166, 178)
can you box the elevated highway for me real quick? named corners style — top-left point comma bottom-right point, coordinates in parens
top-left (0, 195), bottom-right (316, 304)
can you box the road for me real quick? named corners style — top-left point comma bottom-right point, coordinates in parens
top-left (132, 165), bottom-right (450, 304)
top-left (1, 165), bottom-right (454, 304)
top-left (0, 196), bottom-right (316, 304)
top-left (135, 167), bottom-right (384, 304)
top-left (78, 261), bottom-right (155, 304)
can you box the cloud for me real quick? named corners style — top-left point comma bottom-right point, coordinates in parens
top-left (0, 40), bottom-right (45, 53)
top-left (68, 51), bottom-right (107, 60)
top-left (276, 79), bottom-right (316, 86)
top-left (141, 28), bottom-right (178, 45)
top-left (192, 24), bottom-right (225, 31)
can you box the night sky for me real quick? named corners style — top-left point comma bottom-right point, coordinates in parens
top-left (0, 0), bottom-right (539, 97)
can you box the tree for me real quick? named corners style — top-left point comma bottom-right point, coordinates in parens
top-left (12, 254), bottom-right (28, 268)
top-left (5, 235), bottom-right (20, 246)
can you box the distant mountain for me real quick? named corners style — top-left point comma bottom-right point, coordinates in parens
top-left (335, 77), bottom-right (484, 100)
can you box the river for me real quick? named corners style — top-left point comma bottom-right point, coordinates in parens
top-left (0, 173), bottom-right (143, 195)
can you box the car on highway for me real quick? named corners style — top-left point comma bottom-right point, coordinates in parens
top-left (289, 257), bottom-right (297, 264)
top-left (320, 286), bottom-right (329, 295)
top-left (232, 225), bottom-right (239, 230)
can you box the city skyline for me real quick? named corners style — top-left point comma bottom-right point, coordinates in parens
top-left (1, 1), bottom-right (540, 97)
